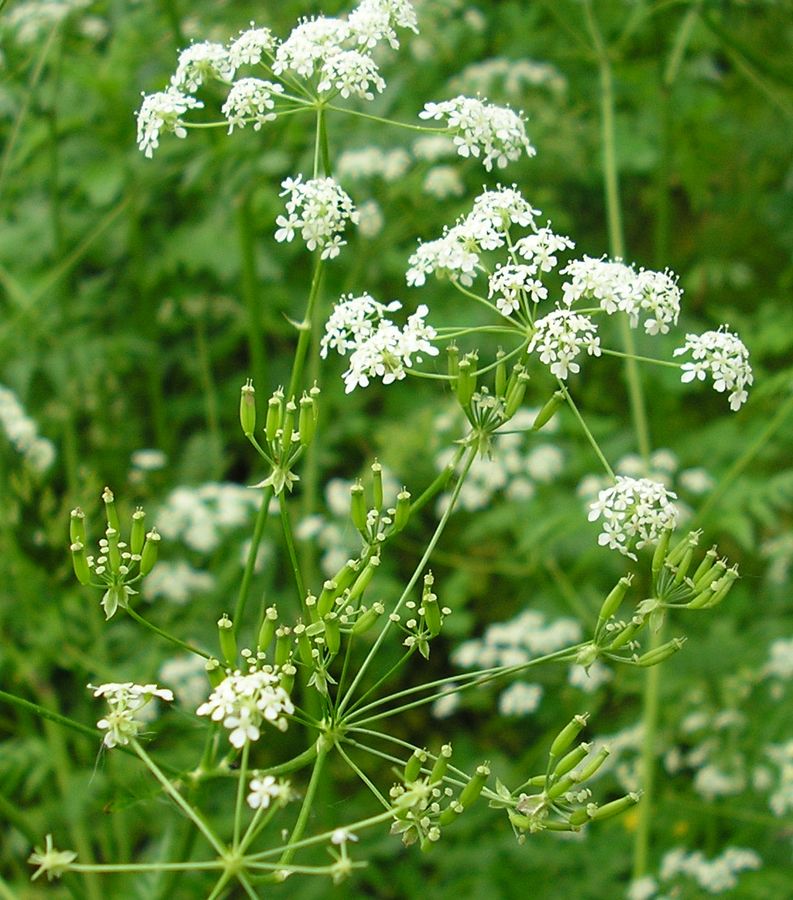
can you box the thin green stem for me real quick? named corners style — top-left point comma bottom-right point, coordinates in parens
top-left (277, 742), bottom-right (328, 868)
top-left (69, 861), bottom-right (223, 873)
top-left (600, 348), bottom-right (681, 370)
top-left (336, 446), bottom-right (478, 717)
top-left (336, 743), bottom-right (390, 809)
top-left (287, 256), bottom-right (323, 399)
top-left (326, 105), bottom-right (447, 134)
top-left (279, 493), bottom-right (306, 603)
top-left (131, 740), bottom-right (225, 855)
top-left (233, 742), bottom-right (250, 849)
top-left (233, 486), bottom-right (275, 637)
top-left (559, 386), bottom-right (615, 479)
top-left (411, 445), bottom-right (466, 515)
top-left (126, 607), bottom-right (211, 659)
top-left (346, 649), bottom-right (415, 715)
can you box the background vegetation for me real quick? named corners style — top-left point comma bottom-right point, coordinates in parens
top-left (1, 0), bottom-right (792, 897)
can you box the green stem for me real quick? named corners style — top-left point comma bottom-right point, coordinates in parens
top-left (336, 446), bottom-right (478, 717)
top-left (346, 649), bottom-right (415, 716)
top-left (600, 348), bottom-right (681, 369)
top-left (287, 256), bottom-right (323, 399)
top-left (326, 105), bottom-right (447, 134)
top-left (126, 607), bottom-right (211, 659)
top-left (237, 192), bottom-right (268, 392)
top-left (279, 493), bottom-right (306, 604)
top-left (233, 486), bottom-right (275, 637)
top-left (559, 386), bottom-right (615, 479)
top-left (233, 743), bottom-right (250, 849)
top-left (336, 743), bottom-right (390, 808)
top-left (277, 741), bottom-right (329, 868)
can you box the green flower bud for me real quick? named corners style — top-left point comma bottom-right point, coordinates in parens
top-left (372, 461), bottom-right (383, 511)
top-left (446, 343), bottom-right (459, 380)
top-left (106, 527), bottom-right (121, 573)
top-left (294, 622), bottom-right (313, 667)
top-left (691, 546), bottom-right (719, 584)
top-left (550, 714), bottom-right (588, 759)
top-left (69, 508), bottom-right (86, 545)
top-left (572, 745), bottom-right (610, 781)
top-left (404, 748), bottom-right (427, 783)
top-left (422, 587), bottom-right (442, 638)
top-left (651, 528), bottom-right (672, 583)
top-left (206, 657), bottom-right (224, 688)
top-left (495, 349), bottom-right (507, 398)
top-left (393, 489), bottom-right (411, 533)
top-left (459, 764), bottom-right (490, 808)
top-left (280, 399), bottom-right (297, 454)
top-left (456, 356), bottom-right (477, 408)
top-left (507, 809), bottom-right (532, 830)
top-left (280, 663), bottom-right (296, 694)
top-left (568, 808), bottom-right (591, 827)
top-left (139, 528), bottom-right (160, 576)
top-left (637, 636), bottom-right (686, 667)
top-left (257, 606), bottom-right (278, 651)
top-left (553, 743), bottom-right (591, 778)
top-left (70, 541), bottom-right (91, 585)
top-left (666, 530), bottom-right (700, 568)
top-left (430, 744), bottom-right (452, 784)
top-left (608, 618), bottom-right (641, 651)
top-left (348, 556), bottom-right (380, 602)
top-left (275, 626), bottom-right (292, 666)
top-left (693, 557), bottom-right (727, 593)
top-left (439, 803), bottom-right (462, 827)
top-left (332, 559), bottom-right (360, 595)
top-left (240, 379), bottom-right (256, 437)
top-left (351, 602), bottom-right (384, 635)
top-left (323, 613), bottom-right (340, 655)
top-left (304, 592), bottom-right (319, 624)
top-left (532, 390), bottom-right (564, 431)
top-left (217, 614), bottom-right (236, 666)
top-left (596, 576), bottom-right (632, 631)
top-left (298, 393), bottom-right (316, 448)
top-left (350, 481), bottom-right (367, 533)
top-left (505, 372), bottom-right (530, 418)
top-left (317, 580), bottom-right (339, 618)
top-left (546, 774), bottom-right (576, 800)
top-left (589, 792), bottom-right (641, 822)
top-left (130, 507), bottom-right (146, 556)
top-left (266, 389), bottom-right (283, 443)
top-left (102, 486), bottom-right (119, 531)
top-left (673, 544), bottom-right (695, 586)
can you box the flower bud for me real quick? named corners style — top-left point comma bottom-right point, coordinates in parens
top-left (257, 605), bottom-right (278, 651)
top-left (297, 394), bottom-right (315, 448)
top-left (596, 576), bottom-right (632, 631)
top-left (666, 530), bottom-right (700, 568)
top-left (275, 626), bottom-right (292, 666)
top-left (206, 657), bottom-right (224, 688)
top-left (350, 482), bottom-right (367, 533)
top-left (691, 546), bottom-right (719, 584)
top-left (547, 774), bottom-right (576, 800)
top-left (430, 744), bottom-right (452, 784)
top-left (71, 541), bottom-right (91, 585)
top-left (651, 528), bottom-right (672, 583)
top-left (371, 461), bottom-right (383, 511)
top-left (304, 592), bottom-right (319, 624)
top-left (422, 573), bottom-right (441, 637)
top-left (692, 557), bottom-right (727, 593)
top-left (393, 489), bottom-right (411, 533)
top-left (102, 486), bottom-right (119, 531)
top-left (240, 379), bottom-right (256, 437)
top-left (553, 743), bottom-right (591, 778)
top-left (217, 614), bottom-right (236, 666)
top-left (637, 636), bottom-right (686, 667)
top-left (532, 390), bottom-right (564, 431)
top-left (69, 508), bottom-right (86, 545)
top-left (317, 580), bottom-right (339, 618)
top-left (589, 792), bottom-right (641, 822)
top-left (294, 622), bottom-right (313, 667)
top-left (323, 613), bottom-right (340, 655)
top-left (459, 764), bottom-right (489, 808)
top-left (505, 372), bottom-right (530, 418)
top-left (404, 748), bottom-right (427, 783)
top-left (568, 807), bottom-right (591, 827)
top-left (130, 507), bottom-right (146, 556)
top-left (608, 618), bottom-right (641, 651)
top-left (550, 714), bottom-right (589, 759)
top-left (280, 400), bottom-right (297, 454)
top-left (439, 802), bottom-right (463, 826)
top-left (332, 559), bottom-right (360, 594)
top-left (106, 527), bottom-right (121, 572)
top-left (280, 662), bottom-right (296, 694)
top-left (351, 602), bottom-right (384, 635)
top-left (672, 544), bottom-right (695, 586)
top-left (571, 747), bottom-right (610, 783)
top-left (266, 389), bottom-right (283, 443)
top-left (495, 349), bottom-right (507, 398)
top-left (446, 343), bottom-right (459, 380)
top-left (456, 356), bottom-right (476, 408)
top-left (348, 556), bottom-right (380, 602)
top-left (139, 528), bottom-right (161, 576)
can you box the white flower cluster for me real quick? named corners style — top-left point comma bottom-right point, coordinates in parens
top-left (156, 483), bottom-right (262, 554)
top-left (765, 637), bottom-right (793, 681)
top-left (561, 256), bottom-right (682, 336)
top-left (222, 78), bottom-right (284, 133)
top-left (674, 326), bottom-right (752, 411)
top-left (488, 264), bottom-right (546, 315)
top-left (89, 682), bottom-right (173, 749)
top-left (765, 740), bottom-right (793, 816)
top-left (273, 17), bottom-right (352, 78)
top-left (450, 57), bottom-right (567, 99)
top-left (159, 655), bottom-right (208, 709)
top-left (406, 185), bottom-right (540, 287)
top-left (135, 88), bottom-right (203, 159)
top-left (0, 385), bottom-right (55, 473)
top-left (142, 560), bottom-right (215, 605)
top-left (587, 476), bottom-right (679, 559)
top-left (275, 176), bottom-right (359, 260)
top-left (419, 95), bottom-right (535, 170)
top-left (317, 48), bottom-right (386, 100)
top-left (528, 308), bottom-right (601, 379)
top-left (434, 408), bottom-right (563, 513)
top-left (658, 846), bottom-right (761, 894)
top-left (321, 293), bottom-right (438, 392)
top-left (171, 41), bottom-right (236, 92)
top-left (3, 0), bottom-right (90, 46)
top-left (196, 668), bottom-right (295, 748)
top-left (514, 226), bottom-right (575, 274)
top-left (247, 774), bottom-right (286, 810)
top-left (498, 681), bottom-right (543, 717)
top-left (336, 146), bottom-right (412, 182)
top-left (228, 24), bottom-right (277, 68)
top-left (348, 0), bottom-right (419, 49)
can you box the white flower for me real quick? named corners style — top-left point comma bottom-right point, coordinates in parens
top-left (528, 307), bottom-right (601, 379)
top-left (348, 0), bottom-right (419, 50)
top-left (28, 835), bottom-right (77, 883)
top-left (322, 294), bottom-right (438, 393)
top-left (89, 682), bottom-right (173, 749)
top-left (514, 225), bottom-right (574, 273)
top-left (317, 49), bottom-right (385, 100)
top-left (330, 827), bottom-right (359, 845)
top-left (136, 88), bottom-right (203, 158)
top-left (196, 668), bottom-right (295, 748)
top-left (247, 774), bottom-right (281, 810)
top-left (673, 326), bottom-right (752, 411)
top-left (561, 256), bottom-right (682, 336)
top-left (488, 263), bottom-right (546, 316)
top-left (222, 78), bottom-right (284, 132)
top-left (171, 41), bottom-right (235, 92)
top-left (227, 23), bottom-right (277, 69)
top-left (587, 476), bottom-right (679, 560)
top-left (273, 16), bottom-right (351, 79)
top-left (419, 95), bottom-right (535, 170)
top-left (275, 175), bottom-right (359, 260)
